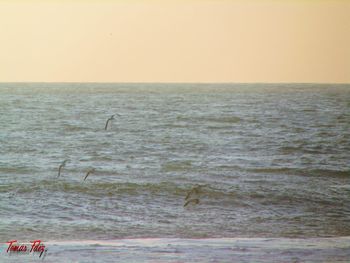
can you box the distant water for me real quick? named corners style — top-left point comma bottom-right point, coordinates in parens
top-left (0, 83), bottom-right (349, 243)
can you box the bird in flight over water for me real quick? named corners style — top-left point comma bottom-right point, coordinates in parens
top-left (84, 168), bottom-right (96, 181)
top-left (184, 198), bottom-right (200, 207)
top-left (57, 160), bottom-right (68, 178)
top-left (185, 185), bottom-right (201, 201)
top-left (105, 114), bottom-right (120, 130)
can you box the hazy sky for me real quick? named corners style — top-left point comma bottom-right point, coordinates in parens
top-left (0, 0), bottom-right (349, 83)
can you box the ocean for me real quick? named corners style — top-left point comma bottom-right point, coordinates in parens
top-left (0, 83), bottom-right (349, 262)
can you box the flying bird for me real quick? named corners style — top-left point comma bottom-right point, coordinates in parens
top-left (185, 186), bottom-right (201, 201)
top-left (57, 160), bottom-right (68, 178)
top-left (184, 198), bottom-right (200, 207)
top-left (105, 115), bottom-right (115, 130)
top-left (84, 168), bottom-right (96, 181)
top-left (104, 114), bottom-right (120, 130)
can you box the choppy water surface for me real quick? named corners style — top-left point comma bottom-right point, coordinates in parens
top-left (0, 83), bottom-right (349, 241)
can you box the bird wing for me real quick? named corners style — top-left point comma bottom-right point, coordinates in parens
top-left (185, 189), bottom-right (193, 200)
top-left (58, 165), bottom-right (62, 177)
top-left (184, 198), bottom-right (199, 207)
top-left (105, 119), bottom-right (110, 130)
top-left (184, 200), bottom-right (191, 207)
top-left (84, 171), bottom-right (90, 181)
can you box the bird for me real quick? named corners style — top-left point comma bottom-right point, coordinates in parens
top-left (84, 168), bottom-right (95, 181)
top-left (184, 198), bottom-right (200, 207)
top-left (185, 186), bottom-right (201, 201)
top-left (57, 160), bottom-right (68, 178)
top-left (105, 114), bottom-right (120, 130)
top-left (105, 115), bottom-right (115, 130)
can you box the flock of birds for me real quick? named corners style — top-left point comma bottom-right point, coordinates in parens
top-left (56, 114), bottom-right (201, 208)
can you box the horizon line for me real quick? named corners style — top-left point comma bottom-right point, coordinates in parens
top-left (0, 81), bottom-right (349, 85)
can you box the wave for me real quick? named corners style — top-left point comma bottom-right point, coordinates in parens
top-left (248, 167), bottom-right (350, 177)
top-left (176, 115), bottom-right (242, 124)
top-left (2, 180), bottom-right (237, 200)
top-left (1, 237), bottom-right (349, 263)
top-left (161, 161), bottom-right (193, 172)
top-left (0, 166), bottom-right (37, 175)
top-left (62, 124), bottom-right (90, 132)
top-left (44, 236), bottom-right (350, 246)
top-left (200, 116), bottom-right (242, 124)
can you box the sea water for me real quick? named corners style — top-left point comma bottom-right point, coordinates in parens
top-left (0, 83), bottom-right (349, 261)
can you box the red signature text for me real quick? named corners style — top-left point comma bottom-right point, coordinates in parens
top-left (6, 240), bottom-right (47, 258)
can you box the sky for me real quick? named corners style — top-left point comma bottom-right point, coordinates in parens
top-left (0, 0), bottom-right (349, 83)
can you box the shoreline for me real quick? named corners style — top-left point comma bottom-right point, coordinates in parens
top-left (2, 237), bottom-right (350, 262)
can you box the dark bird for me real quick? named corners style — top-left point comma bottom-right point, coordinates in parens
top-left (57, 160), bottom-right (68, 178)
top-left (105, 114), bottom-right (120, 130)
top-left (185, 186), bottom-right (201, 201)
top-left (184, 198), bottom-right (200, 207)
top-left (84, 168), bottom-right (95, 181)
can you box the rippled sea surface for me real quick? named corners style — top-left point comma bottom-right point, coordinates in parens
top-left (0, 83), bottom-right (349, 242)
